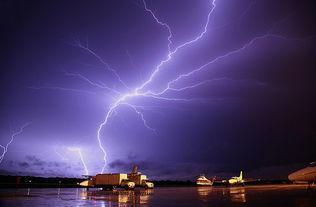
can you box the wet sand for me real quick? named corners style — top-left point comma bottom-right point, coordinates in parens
top-left (0, 184), bottom-right (315, 206)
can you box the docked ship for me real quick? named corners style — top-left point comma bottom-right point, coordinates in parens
top-left (196, 175), bottom-right (214, 186)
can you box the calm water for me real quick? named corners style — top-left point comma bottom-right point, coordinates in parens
top-left (0, 185), bottom-right (315, 206)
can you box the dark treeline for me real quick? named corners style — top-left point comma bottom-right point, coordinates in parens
top-left (153, 180), bottom-right (195, 187)
top-left (0, 175), bottom-right (85, 188)
top-left (0, 175), bottom-right (196, 188)
top-left (0, 175), bottom-right (290, 188)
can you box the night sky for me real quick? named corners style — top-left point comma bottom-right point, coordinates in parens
top-left (1, 0), bottom-right (315, 180)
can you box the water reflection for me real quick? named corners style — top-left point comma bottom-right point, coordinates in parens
top-left (197, 187), bottom-right (213, 196)
top-left (80, 189), bottom-right (154, 206)
top-left (197, 186), bottom-right (247, 203)
top-left (229, 187), bottom-right (246, 203)
top-left (197, 187), bottom-right (213, 202)
top-left (2, 185), bottom-right (315, 207)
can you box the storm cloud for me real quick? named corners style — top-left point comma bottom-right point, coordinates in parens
top-left (0, 0), bottom-right (315, 179)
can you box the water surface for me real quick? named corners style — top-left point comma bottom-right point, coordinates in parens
top-left (0, 185), bottom-right (315, 206)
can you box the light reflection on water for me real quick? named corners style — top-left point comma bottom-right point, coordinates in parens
top-left (197, 186), bottom-right (246, 203)
top-left (0, 185), bottom-right (315, 207)
top-left (0, 188), bottom-right (153, 207)
top-left (79, 189), bottom-right (153, 206)
top-left (228, 187), bottom-right (246, 203)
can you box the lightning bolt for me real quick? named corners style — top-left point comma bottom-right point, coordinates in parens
top-left (67, 147), bottom-right (89, 175)
top-left (30, 0), bottom-right (313, 175)
top-left (136, 0), bottom-right (216, 93)
top-left (71, 40), bottom-right (130, 90)
top-left (153, 34), bottom-right (291, 94)
top-left (95, 0), bottom-right (217, 173)
top-left (81, 0), bottom-right (311, 173)
top-left (0, 123), bottom-right (30, 164)
top-left (63, 70), bottom-right (122, 95)
top-left (211, 0), bottom-right (257, 30)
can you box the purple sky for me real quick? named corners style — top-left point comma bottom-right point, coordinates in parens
top-left (1, 0), bottom-right (315, 180)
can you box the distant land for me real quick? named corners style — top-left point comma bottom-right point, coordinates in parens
top-left (0, 175), bottom-right (292, 188)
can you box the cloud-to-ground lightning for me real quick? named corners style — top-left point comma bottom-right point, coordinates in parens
top-left (67, 147), bottom-right (89, 175)
top-left (94, 0), bottom-right (217, 173)
top-left (95, 0), bottom-right (313, 174)
top-left (0, 123), bottom-right (30, 164)
top-left (31, 0), bottom-right (312, 175)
